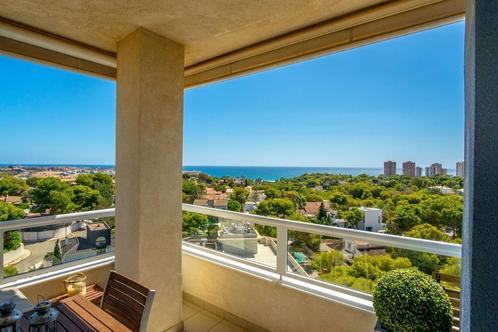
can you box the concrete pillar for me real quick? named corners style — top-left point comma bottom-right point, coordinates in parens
top-left (115, 28), bottom-right (184, 332)
top-left (461, 1), bottom-right (498, 331)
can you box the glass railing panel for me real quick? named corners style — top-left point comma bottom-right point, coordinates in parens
top-left (286, 230), bottom-right (461, 295)
top-left (182, 211), bottom-right (277, 269)
top-left (3, 216), bottom-right (115, 278)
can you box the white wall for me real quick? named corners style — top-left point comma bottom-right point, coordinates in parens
top-left (359, 208), bottom-right (384, 232)
top-left (183, 253), bottom-right (376, 332)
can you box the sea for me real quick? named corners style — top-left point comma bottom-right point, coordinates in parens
top-left (1, 164), bottom-right (456, 182)
top-left (183, 166), bottom-right (384, 181)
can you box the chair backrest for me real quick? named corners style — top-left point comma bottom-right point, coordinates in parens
top-left (101, 270), bottom-right (155, 332)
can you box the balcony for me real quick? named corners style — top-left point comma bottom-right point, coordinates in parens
top-left (0, 0), bottom-right (496, 330)
top-left (0, 206), bottom-right (461, 331)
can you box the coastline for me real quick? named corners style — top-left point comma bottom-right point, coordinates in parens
top-left (1, 164), bottom-right (457, 181)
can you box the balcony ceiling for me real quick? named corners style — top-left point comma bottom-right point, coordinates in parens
top-left (0, 0), bottom-right (464, 85)
top-left (0, 0), bottom-right (389, 67)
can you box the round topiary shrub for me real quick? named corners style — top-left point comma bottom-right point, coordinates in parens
top-left (373, 269), bottom-right (453, 332)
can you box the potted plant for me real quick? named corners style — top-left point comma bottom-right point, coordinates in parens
top-left (373, 269), bottom-right (453, 332)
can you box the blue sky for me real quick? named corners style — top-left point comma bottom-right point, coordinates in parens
top-left (0, 21), bottom-right (464, 168)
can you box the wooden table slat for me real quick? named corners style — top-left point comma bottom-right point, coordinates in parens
top-left (56, 303), bottom-right (95, 332)
top-left (63, 299), bottom-right (113, 332)
top-left (21, 295), bottom-right (132, 332)
top-left (73, 295), bottom-right (132, 332)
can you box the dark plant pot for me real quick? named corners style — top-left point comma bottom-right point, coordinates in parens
top-left (374, 321), bottom-right (391, 332)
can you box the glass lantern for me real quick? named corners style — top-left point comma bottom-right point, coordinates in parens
top-left (29, 301), bottom-right (58, 332)
top-left (64, 273), bottom-right (87, 297)
top-left (0, 301), bottom-right (21, 332)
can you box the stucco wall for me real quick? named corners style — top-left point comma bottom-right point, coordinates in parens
top-left (182, 254), bottom-right (376, 332)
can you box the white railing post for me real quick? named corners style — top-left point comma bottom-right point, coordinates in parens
top-left (276, 226), bottom-right (288, 280)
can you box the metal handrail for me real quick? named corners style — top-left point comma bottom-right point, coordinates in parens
top-left (0, 208), bottom-right (115, 232)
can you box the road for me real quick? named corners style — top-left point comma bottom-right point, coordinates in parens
top-left (14, 238), bottom-right (57, 273)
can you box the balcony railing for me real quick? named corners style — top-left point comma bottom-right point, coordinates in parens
top-left (0, 209), bottom-right (115, 285)
top-left (182, 204), bottom-right (461, 306)
top-left (0, 206), bottom-right (461, 309)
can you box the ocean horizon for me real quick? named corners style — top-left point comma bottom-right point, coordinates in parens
top-left (1, 164), bottom-right (457, 181)
top-left (183, 166), bottom-right (384, 181)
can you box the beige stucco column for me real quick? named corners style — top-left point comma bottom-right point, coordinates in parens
top-left (115, 28), bottom-right (184, 332)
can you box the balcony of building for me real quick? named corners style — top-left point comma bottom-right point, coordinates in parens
top-left (0, 0), bottom-right (497, 331)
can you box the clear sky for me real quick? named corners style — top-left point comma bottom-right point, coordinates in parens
top-left (0, 21), bottom-right (464, 168)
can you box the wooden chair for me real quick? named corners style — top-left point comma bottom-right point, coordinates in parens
top-left (100, 271), bottom-right (155, 332)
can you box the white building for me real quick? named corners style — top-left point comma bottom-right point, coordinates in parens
top-left (357, 207), bottom-right (384, 232)
top-left (244, 201), bottom-right (257, 212)
top-left (429, 185), bottom-right (455, 195)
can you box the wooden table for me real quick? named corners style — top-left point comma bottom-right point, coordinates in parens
top-left (50, 284), bottom-right (104, 306)
top-left (19, 295), bottom-right (132, 331)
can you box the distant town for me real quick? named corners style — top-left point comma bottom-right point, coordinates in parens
top-left (0, 164), bottom-right (114, 182)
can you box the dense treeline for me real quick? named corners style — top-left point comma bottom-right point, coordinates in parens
top-left (243, 173), bottom-right (463, 237)
top-left (0, 173), bottom-right (115, 253)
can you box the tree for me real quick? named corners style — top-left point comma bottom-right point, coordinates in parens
top-left (31, 177), bottom-right (67, 210)
top-left (404, 223), bottom-right (451, 242)
top-left (3, 266), bottom-right (17, 277)
top-left (420, 195), bottom-right (463, 236)
top-left (0, 201), bottom-right (25, 221)
top-left (311, 250), bottom-right (344, 273)
top-left (320, 254), bottom-right (412, 293)
top-left (264, 188), bottom-right (281, 199)
top-left (68, 185), bottom-right (104, 211)
top-left (48, 190), bottom-right (75, 214)
top-left (231, 187), bottom-right (249, 206)
top-left (439, 257), bottom-right (461, 278)
top-left (182, 180), bottom-right (205, 203)
top-left (305, 192), bottom-right (322, 202)
top-left (391, 223), bottom-right (451, 275)
top-left (329, 191), bottom-right (349, 207)
top-left (290, 230), bottom-right (321, 252)
top-left (3, 231), bottom-right (22, 252)
top-left (0, 177), bottom-right (28, 201)
top-left (76, 174), bottom-right (94, 188)
top-left (348, 183), bottom-right (371, 199)
top-left (391, 250), bottom-right (439, 275)
top-left (227, 199), bottom-right (242, 212)
top-left (343, 208), bottom-right (363, 228)
top-left (0, 201), bottom-right (25, 251)
top-left (182, 212), bottom-right (208, 236)
top-left (317, 202), bottom-right (328, 224)
top-left (254, 198), bottom-right (296, 218)
top-left (283, 191), bottom-right (304, 208)
top-left (390, 204), bottom-right (421, 233)
top-left (47, 240), bottom-right (63, 265)
top-left (92, 173), bottom-right (114, 206)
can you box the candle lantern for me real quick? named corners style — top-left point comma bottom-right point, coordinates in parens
top-left (0, 301), bottom-right (21, 332)
top-left (29, 300), bottom-right (58, 332)
top-left (64, 273), bottom-right (87, 297)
